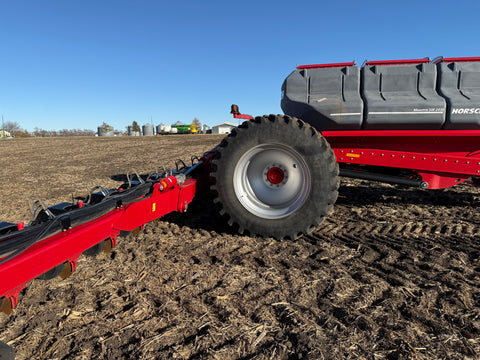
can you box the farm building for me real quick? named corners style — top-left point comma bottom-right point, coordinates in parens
top-left (211, 121), bottom-right (237, 134)
top-left (0, 130), bottom-right (12, 138)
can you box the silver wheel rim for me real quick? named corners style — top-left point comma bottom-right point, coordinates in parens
top-left (233, 143), bottom-right (311, 219)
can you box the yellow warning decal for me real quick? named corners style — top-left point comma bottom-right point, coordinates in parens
top-left (346, 153), bottom-right (360, 158)
top-left (152, 203), bottom-right (156, 212)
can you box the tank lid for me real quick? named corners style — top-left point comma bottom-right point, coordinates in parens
top-left (296, 61), bottom-right (356, 69)
top-left (364, 58), bottom-right (430, 66)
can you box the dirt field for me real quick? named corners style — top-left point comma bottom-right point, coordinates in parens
top-left (0, 135), bottom-right (479, 360)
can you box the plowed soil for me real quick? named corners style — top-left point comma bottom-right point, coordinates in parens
top-left (0, 136), bottom-right (479, 360)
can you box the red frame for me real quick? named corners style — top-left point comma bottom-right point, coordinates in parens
top-left (323, 130), bottom-right (480, 189)
top-left (441, 57), bottom-right (480, 63)
top-left (233, 113), bottom-right (254, 120)
top-left (297, 62), bottom-right (356, 69)
top-left (365, 59), bottom-right (430, 66)
top-left (296, 57), bottom-right (480, 69)
top-left (0, 176), bottom-right (197, 312)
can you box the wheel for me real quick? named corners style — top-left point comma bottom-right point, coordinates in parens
top-left (0, 298), bottom-right (12, 315)
top-left (83, 240), bottom-right (106, 257)
top-left (36, 263), bottom-right (64, 280)
top-left (0, 341), bottom-right (15, 360)
top-left (210, 114), bottom-right (338, 240)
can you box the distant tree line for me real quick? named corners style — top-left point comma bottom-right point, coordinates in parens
top-left (32, 127), bottom-right (96, 137)
top-left (0, 120), bottom-right (96, 137)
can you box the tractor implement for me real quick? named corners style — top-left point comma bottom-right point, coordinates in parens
top-left (0, 151), bottom-right (216, 315)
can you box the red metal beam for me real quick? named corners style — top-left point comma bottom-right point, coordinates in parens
top-left (323, 129), bottom-right (480, 188)
top-left (332, 148), bottom-right (480, 176)
top-left (297, 62), bottom-right (356, 69)
top-left (441, 57), bottom-right (480, 63)
top-left (365, 58), bottom-right (430, 66)
top-left (0, 209), bottom-right (123, 300)
top-left (113, 179), bottom-right (196, 231)
top-left (323, 130), bottom-right (480, 137)
top-left (233, 113), bottom-right (254, 120)
top-left (0, 176), bottom-right (198, 311)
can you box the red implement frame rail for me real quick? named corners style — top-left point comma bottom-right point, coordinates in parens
top-left (0, 174), bottom-right (199, 313)
top-left (323, 129), bottom-right (480, 189)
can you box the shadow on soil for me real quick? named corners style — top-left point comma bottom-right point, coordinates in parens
top-left (337, 181), bottom-right (479, 207)
top-left (161, 192), bottom-right (238, 236)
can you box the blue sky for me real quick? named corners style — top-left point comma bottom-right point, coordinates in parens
top-left (0, 0), bottom-right (478, 132)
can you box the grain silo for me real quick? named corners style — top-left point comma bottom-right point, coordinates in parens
top-left (142, 124), bottom-right (154, 136)
top-left (97, 127), bottom-right (114, 136)
top-left (127, 126), bottom-right (141, 136)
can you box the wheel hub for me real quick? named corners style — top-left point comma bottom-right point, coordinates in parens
top-left (233, 143), bottom-right (311, 219)
top-left (265, 165), bottom-right (287, 186)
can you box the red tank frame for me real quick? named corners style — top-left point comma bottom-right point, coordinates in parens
top-left (323, 129), bottom-right (480, 189)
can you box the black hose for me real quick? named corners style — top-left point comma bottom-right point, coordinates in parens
top-left (0, 182), bottom-right (153, 264)
top-left (340, 169), bottom-right (428, 188)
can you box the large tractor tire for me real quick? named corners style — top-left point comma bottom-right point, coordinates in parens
top-left (210, 114), bottom-right (338, 240)
top-left (0, 341), bottom-right (15, 360)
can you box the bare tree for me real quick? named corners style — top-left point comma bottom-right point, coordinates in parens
top-left (2, 121), bottom-right (21, 133)
top-left (190, 118), bottom-right (202, 133)
top-left (33, 127), bottom-right (95, 137)
top-left (193, 118), bottom-right (201, 129)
